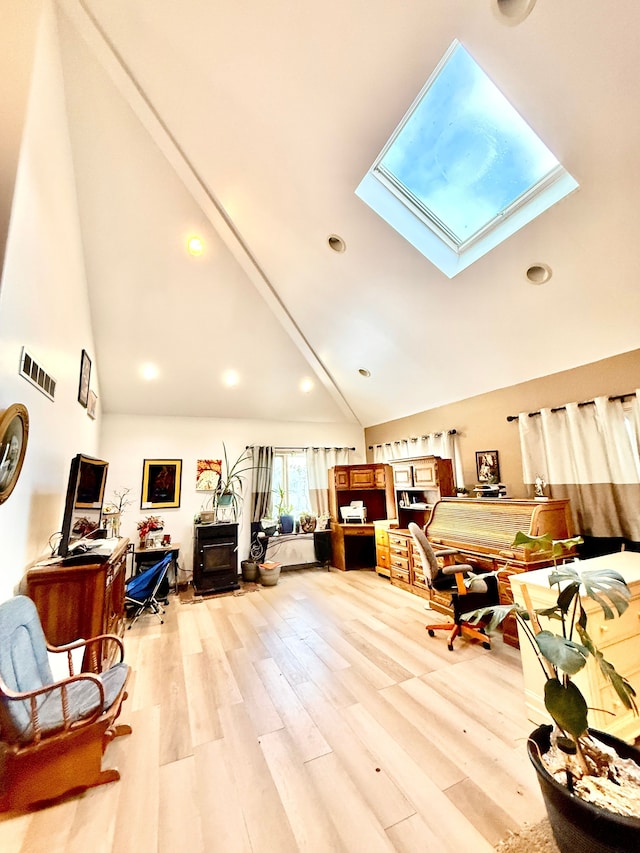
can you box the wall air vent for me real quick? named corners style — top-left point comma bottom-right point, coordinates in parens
top-left (19, 347), bottom-right (56, 401)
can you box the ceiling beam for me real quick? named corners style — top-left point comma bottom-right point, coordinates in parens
top-left (58, 0), bottom-right (359, 423)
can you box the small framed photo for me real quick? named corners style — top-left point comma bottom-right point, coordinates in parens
top-left (141, 459), bottom-right (182, 509)
top-left (87, 390), bottom-right (97, 419)
top-left (476, 450), bottom-right (500, 483)
top-left (78, 349), bottom-right (92, 408)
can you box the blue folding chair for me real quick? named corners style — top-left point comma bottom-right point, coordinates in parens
top-left (124, 552), bottom-right (172, 628)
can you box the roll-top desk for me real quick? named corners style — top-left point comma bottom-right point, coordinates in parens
top-left (398, 498), bottom-right (576, 646)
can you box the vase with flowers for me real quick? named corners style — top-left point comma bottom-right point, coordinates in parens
top-left (137, 514), bottom-right (164, 548)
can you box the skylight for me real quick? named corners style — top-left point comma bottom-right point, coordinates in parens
top-left (356, 40), bottom-right (578, 278)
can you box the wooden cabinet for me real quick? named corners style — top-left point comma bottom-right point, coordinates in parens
top-left (328, 464), bottom-right (395, 570)
top-left (22, 538), bottom-right (129, 671)
top-left (374, 519), bottom-right (397, 577)
top-left (193, 523), bottom-right (239, 595)
top-left (510, 552), bottom-right (640, 743)
top-left (391, 456), bottom-right (455, 529)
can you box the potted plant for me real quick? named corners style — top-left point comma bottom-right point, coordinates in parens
top-left (299, 511), bottom-right (317, 533)
top-left (200, 443), bottom-right (256, 524)
top-left (273, 485), bottom-right (294, 534)
top-left (258, 560), bottom-right (281, 586)
top-left (467, 532), bottom-right (640, 852)
top-left (137, 514), bottom-right (164, 548)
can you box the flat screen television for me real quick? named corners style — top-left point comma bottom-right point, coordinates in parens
top-left (58, 453), bottom-right (109, 557)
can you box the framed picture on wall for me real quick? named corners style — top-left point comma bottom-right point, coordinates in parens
top-left (476, 450), bottom-right (500, 483)
top-left (141, 459), bottom-right (182, 509)
top-left (87, 390), bottom-right (97, 420)
top-left (78, 349), bottom-right (91, 408)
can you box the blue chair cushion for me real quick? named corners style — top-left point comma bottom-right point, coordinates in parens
top-left (0, 595), bottom-right (128, 744)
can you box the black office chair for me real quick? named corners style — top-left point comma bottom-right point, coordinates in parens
top-left (408, 521), bottom-right (498, 651)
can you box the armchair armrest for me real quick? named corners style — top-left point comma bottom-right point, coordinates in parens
top-left (47, 633), bottom-right (125, 675)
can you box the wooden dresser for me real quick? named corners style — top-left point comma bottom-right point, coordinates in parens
top-left (22, 538), bottom-right (129, 669)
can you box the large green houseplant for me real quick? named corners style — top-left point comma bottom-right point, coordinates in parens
top-left (467, 532), bottom-right (640, 851)
top-left (200, 444), bottom-right (256, 523)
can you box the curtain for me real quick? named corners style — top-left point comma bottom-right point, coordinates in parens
top-left (249, 446), bottom-right (274, 522)
top-left (371, 432), bottom-right (463, 486)
top-left (518, 393), bottom-right (640, 539)
top-left (305, 447), bottom-right (352, 516)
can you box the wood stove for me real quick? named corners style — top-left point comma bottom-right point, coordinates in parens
top-left (193, 522), bottom-right (239, 595)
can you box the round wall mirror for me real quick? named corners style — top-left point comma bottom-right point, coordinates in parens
top-left (0, 403), bottom-right (29, 504)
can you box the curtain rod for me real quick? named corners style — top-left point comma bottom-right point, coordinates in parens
top-left (246, 445), bottom-right (356, 451)
top-left (368, 429), bottom-right (457, 450)
top-left (506, 392), bottom-right (635, 422)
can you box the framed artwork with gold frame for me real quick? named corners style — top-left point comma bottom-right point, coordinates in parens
top-left (0, 403), bottom-right (29, 504)
top-left (141, 459), bottom-right (182, 509)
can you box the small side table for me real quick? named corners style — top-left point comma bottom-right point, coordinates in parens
top-left (132, 543), bottom-right (180, 593)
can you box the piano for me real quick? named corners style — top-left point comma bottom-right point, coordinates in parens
top-left (425, 497), bottom-right (575, 646)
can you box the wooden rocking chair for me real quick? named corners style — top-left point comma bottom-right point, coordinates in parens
top-left (0, 595), bottom-right (131, 812)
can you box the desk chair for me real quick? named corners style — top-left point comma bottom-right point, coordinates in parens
top-left (0, 595), bottom-right (131, 812)
top-left (408, 522), bottom-right (498, 651)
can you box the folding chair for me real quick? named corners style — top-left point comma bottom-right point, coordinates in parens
top-left (124, 552), bottom-right (172, 628)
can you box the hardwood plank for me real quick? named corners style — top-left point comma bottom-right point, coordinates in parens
top-left (254, 656), bottom-right (331, 762)
top-left (294, 679), bottom-right (416, 829)
top-left (305, 751), bottom-right (398, 853)
top-left (158, 757), bottom-right (203, 853)
top-left (193, 738), bottom-right (252, 853)
top-left (259, 728), bottom-right (346, 852)
top-left (345, 702), bottom-right (496, 853)
top-left (217, 702), bottom-right (298, 852)
top-left (183, 649), bottom-right (224, 746)
top-left (225, 646), bottom-right (284, 736)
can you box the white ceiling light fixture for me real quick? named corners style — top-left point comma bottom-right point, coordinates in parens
top-left (141, 362), bottom-right (159, 380)
top-left (187, 235), bottom-right (204, 256)
top-left (222, 369), bottom-right (239, 387)
top-left (300, 378), bottom-right (314, 393)
top-left (493, 0), bottom-right (537, 26)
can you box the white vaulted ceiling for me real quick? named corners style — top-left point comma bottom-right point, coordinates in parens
top-left (17, 1), bottom-right (640, 425)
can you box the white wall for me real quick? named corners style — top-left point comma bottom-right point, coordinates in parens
top-left (100, 414), bottom-right (365, 577)
top-left (0, 3), bottom-right (100, 602)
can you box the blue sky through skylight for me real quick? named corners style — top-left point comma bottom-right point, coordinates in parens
top-left (356, 40), bottom-right (578, 276)
top-left (379, 43), bottom-right (559, 244)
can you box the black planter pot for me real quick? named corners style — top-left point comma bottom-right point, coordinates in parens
top-left (528, 724), bottom-right (640, 853)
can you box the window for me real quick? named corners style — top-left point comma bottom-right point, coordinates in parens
top-left (356, 40), bottom-right (578, 277)
top-left (271, 451), bottom-right (310, 519)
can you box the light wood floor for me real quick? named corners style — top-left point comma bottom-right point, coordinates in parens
top-left (0, 567), bottom-right (546, 852)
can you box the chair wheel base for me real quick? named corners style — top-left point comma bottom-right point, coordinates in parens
top-left (483, 642), bottom-right (491, 650)
top-left (447, 644), bottom-right (454, 651)
top-left (427, 629), bottom-right (435, 637)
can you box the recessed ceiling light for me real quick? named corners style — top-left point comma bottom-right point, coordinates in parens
top-left (494, 0), bottom-right (537, 25)
top-left (300, 378), bottom-right (314, 393)
top-left (141, 363), bottom-right (159, 381)
top-left (526, 263), bottom-right (552, 285)
top-left (358, 368), bottom-right (371, 378)
top-left (327, 234), bottom-right (346, 253)
top-left (222, 369), bottom-right (239, 387)
top-left (187, 235), bottom-right (204, 256)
